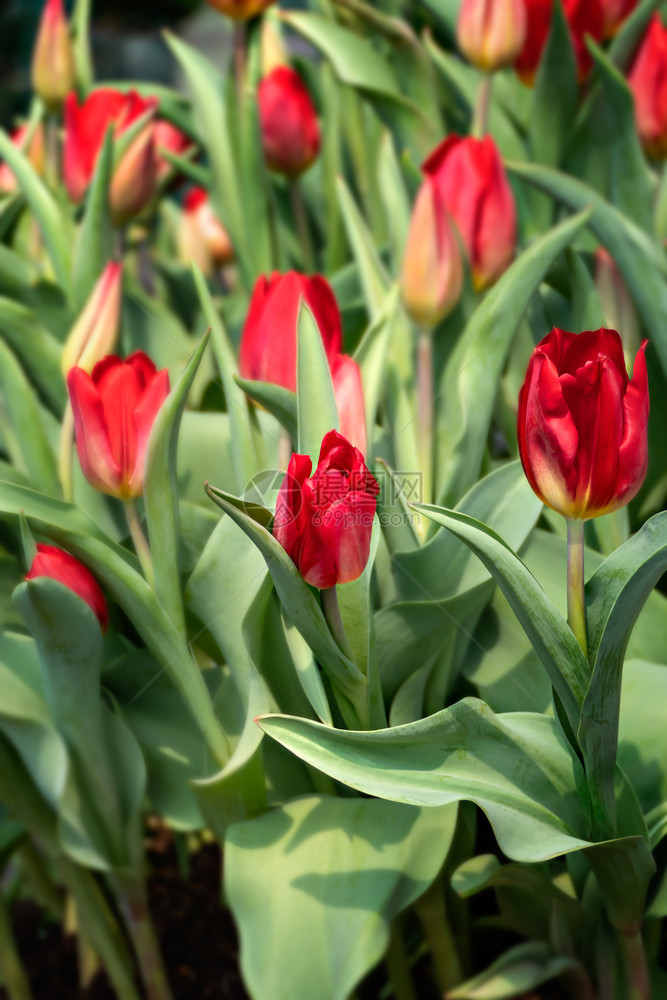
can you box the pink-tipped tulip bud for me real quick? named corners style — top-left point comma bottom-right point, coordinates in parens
top-left (27, 544), bottom-right (109, 632)
top-left (330, 354), bottom-right (368, 457)
top-left (181, 187), bottom-right (234, 273)
top-left (61, 262), bottom-right (123, 377)
top-left (258, 66), bottom-right (320, 178)
top-left (423, 135), bottom-right (516, 292)
top-left (67, 351), bottom-right (170, 499)
top-left (457, 0), bottom-right (527, 72)
top-left (518, 328), bottom-right (649, 520)
top-left (628, 14), bottom-right (667, 161)
top-left (274, 430), bottom-right (380, 588)
top-left (0, 125), bottom-right (45, 195)
top-left (402, 171), bottom-right (463, 329)
top-left (31, 0), bottom-right (76, 111)
top-left (206, 0), bottom-right (275, 18)
top-left (515, 0), bottom-right (604, 86)
top-left (601, 0), bottom-right (638, 38)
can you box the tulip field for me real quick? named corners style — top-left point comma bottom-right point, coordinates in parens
top-left (1, 0), bottom-right (667, 997)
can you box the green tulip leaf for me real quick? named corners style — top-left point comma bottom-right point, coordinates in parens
top-left (257, 699), bottom-right (592, 861)
top-left (0, 298), bottom-right (66, 413)
top-left (234, 376), bottom-right (297, 443)
top-left (451, 854), bottom-right (501, 897)
top-left (529, 0), bottom-right (578, 168)
top-left (447, 942), bottom-right (580, 1000)
top-left (0, 340), bottom-right (59, 496)
top-left (73, 128), bottom-right (114, 311)
top-left (353, 285), bottom-right (402, 452)
top-left (336, 175), bottom-right (391, 318)
top-left (608, 0), bottom-right (661, 71)
top-left (225, 795), bottom-right (458, 1000)
top-left (297, 300), bottom-right (339, 467)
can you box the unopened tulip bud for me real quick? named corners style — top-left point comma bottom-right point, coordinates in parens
top-left (181, 188), bottom-right (234, 276)
top-left (31, 0), bottom-right (76, 111)
top-left (258, 67), bottom-right (320, 178)
top-left (628, 14), bottom-right (667, 160)
top-left (457, 0), bottom-right (527, 72)
top-left (109, 124), bottom-right (158, 227)
top-left (62, 262), bottom-right (123, 376)
top-left (206, 0), bottom-right (275, 19)
top-left (27, 544), bottom-right (109, 631)
top-left (154, 120), bottom-right (195, 187)
top-left (402, 177), bottom-right (463, 329)
top-left (261, 17), bottom-right (289, 75)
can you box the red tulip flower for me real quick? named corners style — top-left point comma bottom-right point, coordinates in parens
top-left (274, 430), bottom-right (380, 588)
top-left (515, 0), bottom-right (604, 86)
top-left (154, 120), bottom-right (195, 186)
top-left (63, 88), bottom-right (158, 224)
top-left (27, 544), bottom-right (108, 631)
top-left (330, 354), bottom-right (368, 456)
top-left (258, 66), bottom-right (321, 177)
top-left (628, 14), bottom-right (667, 160)
top-left (67, 351), bottom-right (170, 499)
top-left (457, 0), bottom-right (527, 72)
top-left (601, 0), bottom-right (638, 38)
top-left (31, 0), bottom-right (76, 111)
top-left (206, 0), bottom-right (275, 19)
top-left (423, 135), bottom-right (516, 291)
top-left (518, 328), bottom-right (649, 520)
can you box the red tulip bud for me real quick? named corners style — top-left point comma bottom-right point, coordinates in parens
top-left (206, 0), bottom-right (275, 19)
top-left (600, 0), bottom-right (638, 38)
top-left (31, 0), bottom-right (76, 111)
top-left (402, 172), bottom-right (463, 328)
top-left (517, 328), bottom-right (649, 520)
top-left (27, 544), bottom-right (108, 631)
top-left (181, 187), bottom-right (234, 273)
top-left (62, 262), bottom-right (123, 376)
top-left (258, 67), bottom-right (320, 178)
top-left (628, 14), bottom-right (667, 161)
top-left (154, 120), bottom-right (195, 187)
top-left (515, 0), bottom-right (604, 86)
top-left (274, 430), bottom-right (380, 588)
top-left (67, 351), bottom-right (170, 499)
top-left (0, 125), bottom-right (45, 195)
top-left (422, 135), bottom-right (516, 292)
top-left (457, 0), bottom-right (527, 72)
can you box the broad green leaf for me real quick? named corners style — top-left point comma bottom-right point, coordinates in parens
top-left (447, 942), bottom-right (579, 1000)
top-left (353, 285), bottom-right (402, 453)
top-left (451, 854), bottom-right (501, 897)
top-left (508, 161), bottom-right (667, 377)
top-left (280, 613), bottom-right (333, 726)
top-left (578, 513), bottom-right (667, 832)
top-left (193, 266), bottom-right (258, 492)
top-left (584, 833), bottom-right (655, 934)
top-left (71, 0), bottom-right (93, 90)
top-left (529, 0), bottom-right (578, 167)
top-left (145, 331), bottom-right (210, 636)
top-left (297, 301), bottom-right (339, 466)
top-left (0, 130), bottom-right (72, 298)
top-left (0, 298), bottom-right (66, 413)
top-left (434, 209), bottom-right (591, 506)
top-left (225, 795), bottom-right (458, 1000)
top-left (377, 132), bottom-right (411, 272)
top-left (336, 175), bottom-right (391, 317)
top-left (608, 0), bottom-right (661, 71)
top-left (619, 661), bottom-right (667, 815)
top-left (234, 377), bottom-right (297, 442)
top-left (237, 28), bottom-right (274, 277)
top-left (72, 129), bottom-right (114, 310)
top-left (257, 700), bottom-right (592, 861)
top-left (0, 340), bottom-right (59, 496)
top-left (413, 504), bottom-right (589, 732)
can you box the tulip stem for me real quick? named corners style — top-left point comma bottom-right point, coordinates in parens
top-left (124, 501), bottom-right (155, 588)
top-left (290, 178), bottom-right (316, 273)
top-left (58, 401), bottom-right (75, 503)
top-left (45, 112), bottom-right (60, 191)
top-left (113, 871), bottom-right (172, 1000)
top-left (566, 517), bottom-right (588, 660)
top-left (414, 875), bottom-right (462, 992)
top-left (321, 586), bottom-right (355, 662)
top-left (471, 73), bottom-right (493, 139)
top-left (618, 929), bottom-right (651, 1000)
top-left (417, 327), bottom-right (434, 514)
top-left (233, 22), bottom-right (247, 107)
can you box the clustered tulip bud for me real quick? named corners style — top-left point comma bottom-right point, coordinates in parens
top-left (601, 0), bottom-right (638, 38)
top-left (67, 351), bottom-right (170, 499)
top-left (0, 125), bottom-right (45, 195)
top-left (421, 135), bottom-right (516, 292)
top-left (27, 544), bottom-right (109, 632)
top-left (457, 0), bottom-right (527, 72)
top-left (206, 0), bottom-right (275, 19)
top-left (627, 14), bottom-right (667, 161)
top-left (63, 89), bottom-right (159, 225)
top-left (239, 272), bottom-right (369, 454)
top-left (517, 328), bottom-right (649, 520)
top-left (274, 430), bottom-right (380, 588)
top-left (258, 66), bottom-right (321, 178)
top-left (31, 0), bottom-right (76, 111)
top-left (61, 262), bottom-right (123, 376)
top-left (180, 187), bottom-right (234, 276)
top-left (515, 0), bottom-right (604, 86)
top-left (402, 171), bottom-right (463, 329)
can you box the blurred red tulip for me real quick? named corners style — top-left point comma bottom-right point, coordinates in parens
top-left (67, 351), bottom-right (170, 499)
top-left (31, 0), bottom-right (76, 110)
top-left (0, 125), bottom-right (45, 195)
top-left (515, 0), bottom-right (604, 85)
top-left (601, 0), bottom-right (638, 38)
top-left (628, 14), bottom-right (667, 160)
top-left (182, 187), bottom-right (234, 271)
top-left (154, 120), bottom-right (195, 186)
top-left (206, 0), bottom-right (275, 19)
top-left (274, 430), bottom-right (379, 588)
top-left (27, 544), bottom-right (108, 631)
top-left (423, 135), bottom-right (516, 291)
top-left (457, 0), bottom-right (527, 71)
top-left (518, 328), bottom-right (649, 519)
top-left (330, 354), bottom-right (367, 456)
top-left (258, 66), bottom-right (320, 177)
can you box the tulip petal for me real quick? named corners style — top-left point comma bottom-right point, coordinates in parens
top-left (561, 327), bottom-right (628, 387)
top-left (274, 453), bottom-right (313, 562)
top-left (615, 341), bottom-right (650, 505)
top-left (310, 493), bottom-right (377, 587)
top-left (127, 369), bottom-right (171, 497)
top-left (67, 366), bottom-right (122, 496)
top-left (330, 355), bottom-right (367, 456)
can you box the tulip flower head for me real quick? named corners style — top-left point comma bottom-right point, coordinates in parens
top-left (518, 328), bottom-right (649, 520)
top-left (515, 0), bottom-right (604, 86)
top-left (258, 66), bottom-right (321, 177)
top-left (0, 125), bottom-right (45, 195)
top-left (31, 0), bottom-right (76, 110)
top-left (457, 0), bottom-right (527, 72)
top-left (181, 187), bottom-right (234, 272)
top-left (206, 0), bottom-right (275, 19)
top-left (601, 0), bottom-right (638, 38)
top-left (274, 430), bottom-right (380, 588)
top-left (63, 89), bottom-right (159, 224)
top-left (423, 135), bottom-right (516, 291)
top-left (27, 544), bottom-right (109, 632)
top-left (61, 262), bottom-right (123, 376)
top-left (628, 14), bottom-right (667, 160)
top-left (67, 351), bottom-right (170, 500)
